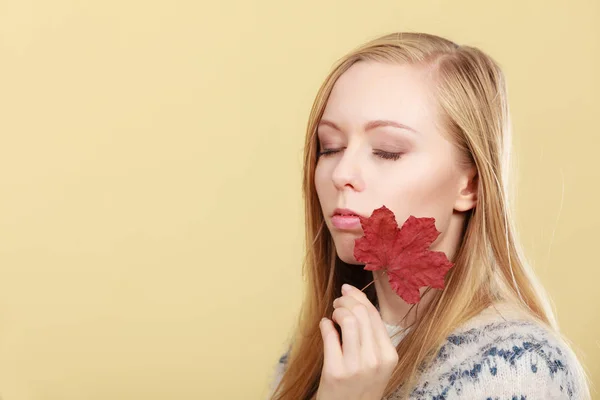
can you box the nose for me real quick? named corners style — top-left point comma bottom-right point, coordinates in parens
top-left (331, 148), bottom-right (364, 192)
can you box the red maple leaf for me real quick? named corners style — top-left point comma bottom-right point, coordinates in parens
top-left (353, 205), bottom-right (454, 304)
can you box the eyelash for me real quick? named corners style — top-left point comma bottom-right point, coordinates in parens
top-left (317, 148), bottom-right (402, 161)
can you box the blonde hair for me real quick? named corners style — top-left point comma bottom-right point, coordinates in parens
top-left (270, 32), bottom-right (590, 400)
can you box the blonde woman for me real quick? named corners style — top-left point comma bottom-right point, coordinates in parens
top-left (267, 32), bottom-right (590, 400)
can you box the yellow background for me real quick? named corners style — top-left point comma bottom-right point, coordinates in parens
top-left (0, 0), bottom-right (598, 398)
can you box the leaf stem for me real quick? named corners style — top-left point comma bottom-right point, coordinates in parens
top-left (359, 274), bottom-right (378, 292)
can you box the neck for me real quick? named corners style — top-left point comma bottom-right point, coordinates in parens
top-left (373, 270), bottom-right (437, 328)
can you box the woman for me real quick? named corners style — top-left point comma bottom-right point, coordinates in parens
top-left (267, 32), bottom-right (590, 400)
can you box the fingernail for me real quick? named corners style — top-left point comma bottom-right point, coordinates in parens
top-left (342, 284), bottom-right (350, 293)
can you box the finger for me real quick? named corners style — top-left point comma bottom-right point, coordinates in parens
top-left (341, 284), bottom-right (380, 315)
top-left (331, 307), bottom-right (360, 367)
top-left (341, 284), bottom-right (396, 350)
top-left (333, 294), bottom-right (376, 357)
top-left (319, 317), bottom-right (343, 372)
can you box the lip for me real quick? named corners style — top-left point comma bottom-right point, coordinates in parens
top-left (331, 208), bottom-right (363, 230)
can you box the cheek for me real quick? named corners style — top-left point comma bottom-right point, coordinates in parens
top-left (314, 162), bottom-right (331, 200)
top-left (378, 159), bottom-right (459, 224)
top-left (407, 166), bottom-right (456, 201)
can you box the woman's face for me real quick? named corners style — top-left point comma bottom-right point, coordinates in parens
top-left (314, 61), bottom-right (476, 264)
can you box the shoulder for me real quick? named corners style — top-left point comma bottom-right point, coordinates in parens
top-left (409, 305), bottom-right (588, 400)
top-left (266, 348), bottom-right (290, 399)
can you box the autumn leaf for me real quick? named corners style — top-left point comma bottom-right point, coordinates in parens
top-left (353, 205), bottom-right (454, 304)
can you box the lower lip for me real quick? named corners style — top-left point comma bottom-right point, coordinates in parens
top-left (331, 215), bottom-right (361, 230)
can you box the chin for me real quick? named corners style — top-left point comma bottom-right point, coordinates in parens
top-left (329, 228), bottom-right (364, 265)
top-left (335, 245), bottom-right (361, 265)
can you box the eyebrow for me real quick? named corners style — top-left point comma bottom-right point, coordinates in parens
top-left (318, 119), bottom-right (419, 134)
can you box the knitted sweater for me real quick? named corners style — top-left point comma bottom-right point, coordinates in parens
top-left (267, 304), bottom-right (587, 399)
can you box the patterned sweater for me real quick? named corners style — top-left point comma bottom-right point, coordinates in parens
top-left (267, 304), bottom-right (588, 399)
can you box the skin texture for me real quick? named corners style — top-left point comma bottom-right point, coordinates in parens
top-left (314, 61), bottom-right (478, 400)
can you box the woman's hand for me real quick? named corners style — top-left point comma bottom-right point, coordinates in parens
top-left (316, 283), bottom-right (399, 400)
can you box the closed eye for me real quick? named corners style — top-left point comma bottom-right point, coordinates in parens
top-left (373, 150), bottom-right (402, 161)
top-left (317, 148), bottom-right (343, 158)
top-left (317, 148), bottom-right (403, 161)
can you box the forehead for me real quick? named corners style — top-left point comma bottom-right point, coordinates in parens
top-left (322, 61), bottom-right (439, 134)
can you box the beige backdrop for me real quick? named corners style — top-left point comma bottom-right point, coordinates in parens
top-left (0, 0), bottom-right (598, 399)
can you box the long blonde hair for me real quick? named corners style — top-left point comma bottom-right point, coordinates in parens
top-left (270, 32), bottom-right (589, 400)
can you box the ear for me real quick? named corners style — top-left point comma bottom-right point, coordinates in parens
top-left (454, 165), bottom-right (478, 212)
